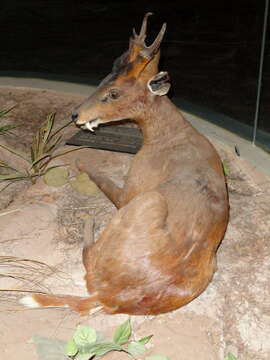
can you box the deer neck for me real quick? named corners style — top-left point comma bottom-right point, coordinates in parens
top-left (135, 96), bottom-right (190, 145)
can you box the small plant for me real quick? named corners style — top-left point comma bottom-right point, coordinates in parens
top-left (30, 319), bottom-right (240, 360)
top-left (0, 112), bottom-right (80, 190)
top-left (0, 107), bottom-right (18, 136)
top-left (224, 353), bottom-right (238, 360)
top-left (65, 319), bottom-right (169, 360)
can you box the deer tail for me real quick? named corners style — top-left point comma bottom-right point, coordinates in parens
top-left (19, 293), bottom-right (102, 314)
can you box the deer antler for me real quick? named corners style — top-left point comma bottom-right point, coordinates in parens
top-left (128, 12), bottom-right (152, 62)
top-left (129, 13), bottom-right (166, 61)
top-left (140, 22), bottom-right (166, 59)
top-left (125, 13), bottom-right (166, 79)
top-left (132, 12), bottom-right (152, 43)
top-left (113, 13), bottom-right (166, 82)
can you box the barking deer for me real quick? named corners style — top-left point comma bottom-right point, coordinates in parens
top-left (21, 13), bottom-right (229, 315)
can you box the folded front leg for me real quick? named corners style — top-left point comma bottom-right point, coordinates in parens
top-left (76, 160), bottom-right (123, 208)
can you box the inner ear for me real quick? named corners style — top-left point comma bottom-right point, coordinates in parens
top-left (147, 71), bottom-right (171, 96)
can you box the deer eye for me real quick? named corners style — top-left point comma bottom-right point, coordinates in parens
top-left (108, 89), bottom-right (120, 100)
top-left (100, 89), bottom-right (121, 103)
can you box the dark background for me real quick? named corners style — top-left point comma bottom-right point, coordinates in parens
top-left (0, 0), bottom-right (269, 137)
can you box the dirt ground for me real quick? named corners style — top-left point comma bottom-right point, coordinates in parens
top-left (0, 86), bottom-right (269, 360)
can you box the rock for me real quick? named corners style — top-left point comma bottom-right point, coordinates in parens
top-left (44, 167), bottom-right (69, 187)
top-left (69, 172), bottom-right (99, 195)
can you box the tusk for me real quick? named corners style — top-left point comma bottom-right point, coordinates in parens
top-left (86, 121), bottom-right (95, 132)
top-left (84, 119), bottom-right (102, 132)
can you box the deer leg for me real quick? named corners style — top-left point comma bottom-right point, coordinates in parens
top-left (81, 217), bottom-right (99, 294)
top-left (76, 160), bottom-right (123, 208)
top-left (82, 217), bottom-right (95, 268)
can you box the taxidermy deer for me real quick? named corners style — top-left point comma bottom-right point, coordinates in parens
top-left (20, 13), bottom-right (229, 315)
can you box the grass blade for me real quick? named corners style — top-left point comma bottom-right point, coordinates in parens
top-left (42, 113), bottom-right (55, 144)
top-left (46, 135), bottom-right (62, 153)
top-left (0, 106), bottom-right (16, 117)
top-left (0, 143), bottom-right (30, 163)
top-left (0, 160), bottom-right (20, 172)
top-left (0, 124), bottom-right (19, 136)
top-left (30, 153), bottom-right (51, 170)
top-left (51, 146), bottom-right (88, 160)
top-left (0, 173), bottom-right (28, 181)
top-left (50, 119), bottom-right (73, 139)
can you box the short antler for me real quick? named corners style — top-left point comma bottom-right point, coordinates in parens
top-left (129, 13), bottom-right (166, 61)
top-left (128, 12), bottom-right (152, 62)
top-left (125, 13), bottom-right (167, 79)
top-left (112, 13), bottom-right (166, 82)
top-left (132, 12), bottom-right (152, 43)
top-left (140, 22), bottom-right (167, 59)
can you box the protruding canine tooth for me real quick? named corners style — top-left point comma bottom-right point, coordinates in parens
top-left (86, 121), bottom-right (94, 132)
top-left (84, 119), bottom-right (101, 132)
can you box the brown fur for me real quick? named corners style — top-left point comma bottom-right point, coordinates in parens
top-left (22, 14), bottom-right (229, 315)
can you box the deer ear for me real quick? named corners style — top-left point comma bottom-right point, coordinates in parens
top-left (147, 71), bottom-right (171, 96)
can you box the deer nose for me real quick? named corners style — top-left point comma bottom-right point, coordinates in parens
top-left (71, 112), bottom-right (78, 123)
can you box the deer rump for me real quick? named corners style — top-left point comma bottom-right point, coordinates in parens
top-left (20, 13), bottom-right (229, 315)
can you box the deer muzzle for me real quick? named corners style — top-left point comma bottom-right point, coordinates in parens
top-left (72, 111), bottom-right (102, 132)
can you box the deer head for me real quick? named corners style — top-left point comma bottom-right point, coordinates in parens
top-left (72, 13), bottom-right (170, 131)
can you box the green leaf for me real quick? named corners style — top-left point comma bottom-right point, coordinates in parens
top-left (138, 335), bottom-right (153, 345)
top-left (145, 356), bottom-right (170, 360)
top-left (0, 124), bottom-right (18, 135)
top-left (76, 352), bottom-right (94, 360)
top-left (223, 163), bottom-right (230, 177)
top-left (0, 106), bottom-right (16, 118)
top-left (65, 338), bottom-right (78, 357)
top-left (42, 113), bottom-right (55, 145)
top-left (86, 342), bottom-right (122, 356)
top-left (72, 342), bottom-right (122, 360)
top-left (0, 173), bottom-right (27, 181)
top-left (225, 353), bottom-right (238, 360)
top-left (113, 319), bottom-right (132, 345)
top-left (127, 341), bottom-right (146, 357)
top-left (30, 335), bottom-right (66, 360)
top-left (73, 325), bottom-right (97, 347)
